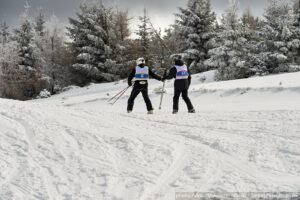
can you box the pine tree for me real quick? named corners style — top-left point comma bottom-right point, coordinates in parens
top-left (67, 1), bottom-right (119, 84)
top-left (0, 21), bottom-right (9, 45)
top-left (260, 0), bottom-right (295, 73)
top-left (292, 0), bottom-right (300, 65)
top-left (207, 0), bottom-right (247, 80)
top-left (111, 9), bottom-right (134, 77)
top-left (161, 26), bottom-right (182, 68)
top-left (175, 3), bottom-right (194, 53)
top-left (41, 15), bottom-right (74, 93)
top-left (241, 8), bottom-right (267, 76)
top-left (294, 0), bottom-right (300, 27)
top-left (14, 3), bottom-right (38, 69)
top-left (4, 3), bottom-right (47, 99)
top-left (149, 28), bottom-right (166, 74)
top-left (241, 8), bottom-right (260, 29)
top-left (164, 26), bottom-right (180, 55)
top-left (113, 9), bottom-right (131, 43)
top-left (176, 0), bottom-right (216, 73)
top-left (136, 8), bottom-right (152, 61)
top-left (35, 7), bottom-right (45, 37)
top-left (0, 22), bottom-right (16, 80)
top-left (34, 7), bottom-right (47, 65)
top-left (0, 40), bottom-right (20, 96)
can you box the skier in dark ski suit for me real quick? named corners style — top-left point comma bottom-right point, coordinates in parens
top-left (127, 57), bottom-right (162, 114)
top-left (163, 55), bottom-right (195, 114)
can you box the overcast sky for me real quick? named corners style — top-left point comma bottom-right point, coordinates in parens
top-left (0, 0), bottom-right (269, 34)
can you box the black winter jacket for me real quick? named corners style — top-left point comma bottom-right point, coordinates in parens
top-left (164, 63), bottom-right (191, 90)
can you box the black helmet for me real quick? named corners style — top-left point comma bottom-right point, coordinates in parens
top-left (171, 54), bottom-right (183, 61)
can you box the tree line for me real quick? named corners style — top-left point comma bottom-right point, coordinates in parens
top-left (0, 0), bottom-right (300, 100)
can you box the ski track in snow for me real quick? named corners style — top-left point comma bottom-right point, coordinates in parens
top-left (1, 72), bottom-right (300, 200)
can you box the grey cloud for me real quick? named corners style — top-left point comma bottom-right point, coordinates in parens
top-left (0, 0), bottom-right (269, 31)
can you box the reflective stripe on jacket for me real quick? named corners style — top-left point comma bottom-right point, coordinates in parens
top-left (135, 66), bottom-right (149, 80)
top-left (175, 65), bottom-right (189, 80)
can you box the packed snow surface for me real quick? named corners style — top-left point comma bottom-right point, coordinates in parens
top-left (1, 71), bottom-right (300, 200)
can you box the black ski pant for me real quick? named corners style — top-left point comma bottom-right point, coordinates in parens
top-left (173, 88), bottom-right (194, 111)
top-left (127, 87), bottom-right (153, 111)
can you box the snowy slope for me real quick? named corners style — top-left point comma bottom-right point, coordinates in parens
top-left (0, 71), bottom-right (300, 200)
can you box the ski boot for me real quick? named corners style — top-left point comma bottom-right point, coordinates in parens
top-left (147, 110), bottom-right (153, 114)
top-left (188, 109), bottom-right (196, 113)
top-left (127, 110), bottom-right (132, 113)
top-left (172, 110), bottom-right (178, 114)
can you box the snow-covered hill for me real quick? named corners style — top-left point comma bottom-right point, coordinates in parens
top-left (1, 71), bottom-right (300, 200)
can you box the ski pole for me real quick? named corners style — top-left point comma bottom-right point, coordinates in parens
top-left (108, 86), bottom-right (129, 102)
top-left (147, 17), bottom-right (173, 55)
top-left (159, 69), bottom-right (168, 110)
top-left (110, 86), bottom-right (131, 105)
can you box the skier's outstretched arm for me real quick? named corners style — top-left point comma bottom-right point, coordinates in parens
top-left (149, 69), bottom-right (162, 81)
top-left (163, 67), bottom-right (177, 80)
top-left (128, 68), bottom-right (135, 86)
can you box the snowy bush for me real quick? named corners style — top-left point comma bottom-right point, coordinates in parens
top-left (37, 89), bottom-right (51, 98)
top-left (289, 65), bottom-right (300, 72)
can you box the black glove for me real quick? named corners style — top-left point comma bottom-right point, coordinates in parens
top-left (129, 79), bottom-right (135, 86)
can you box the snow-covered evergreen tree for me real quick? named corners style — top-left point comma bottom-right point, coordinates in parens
top-left (175, 0), bottom-right (216, 73)
top-left (160, 26), bottom-right (182, 69)
top-left (0, 40), bottom-right (20, 96)
top-left (294, 0), bottom-right (300, 25)
top-left (292, 0), bottom-right (300, 65)
top-left (0, 23), bottom-right (18, 84)
top-left (35, 7), bottom-right (45, 37)
top-left (41, 15), bottom-right (73, 93)
top-left (241, 8), bottom-right (267, 76)
top-left (207, 0), bottom-right (248, 80)
top-left (67, 1), bottom-right (119, 84)
top-left (135, 8), bottom-right (152, 61)
top-left (0, 40), bottom-right (20, 75)
top-left (0, 21), bottom-right (9, 45)
top-left (111, 9), bottom-right (134, 78)
top-left (241, 8), bottom-right (259, 28)
top-left (175, 3), bottom-right (193, 53)
top-left (260, 0), bottom-right (296, 73)
top-left (149, 28), bottom-right (167, 74)
top-left (136, 10), bottom-right (169, 74)
top-left (34, 7), bottom-right (47, 66)
top-left (5, 3), bottom-right (48, 99)
top-left (113, 9), bottom-right (131, 43)
top-left (14, 3), bottom-right (41, 70)
top-left (164, 26), bottom-right (181, 55)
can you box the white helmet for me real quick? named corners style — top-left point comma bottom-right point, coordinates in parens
top-left (136, 57), bottom-right (145, 65)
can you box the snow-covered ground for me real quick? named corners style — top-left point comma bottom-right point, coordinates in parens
top-left (1, 71), bottom-right (300, 200)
